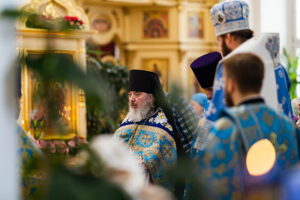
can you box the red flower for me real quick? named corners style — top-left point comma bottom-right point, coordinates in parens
top-left (64, 16), bottom-right (71, 21)
top-left (71, 16), bottom-right (78, 21)
top-left (80, 20), bottom-right (84, 25)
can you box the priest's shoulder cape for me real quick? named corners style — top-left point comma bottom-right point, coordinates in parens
top-left (114, 108), bottom-right (177, 187)
top-left (206, 33), bottom-right (280, 121)
top-left (193, 103), bottom-right (299, 200)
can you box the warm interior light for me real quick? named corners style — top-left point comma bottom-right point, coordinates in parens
top-left (246, 139), bottom-right (276, 176)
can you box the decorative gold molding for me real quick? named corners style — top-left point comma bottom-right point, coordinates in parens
top-left (81, 0), bottom-right (217, 6)
top-left (17, 28), bottom-right (95, 40)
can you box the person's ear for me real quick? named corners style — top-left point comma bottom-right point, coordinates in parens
top-left (227, 78), bottom-right (234, 93)
top-left (149, 94), bottom-right (154, 102)
top-left (225, 33), bottom-right (232, 45)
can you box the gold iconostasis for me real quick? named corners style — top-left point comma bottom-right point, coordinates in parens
top-left (82, 0), bottom-right (218, 97)
top-left (17, 0), bottom-right (217, 140)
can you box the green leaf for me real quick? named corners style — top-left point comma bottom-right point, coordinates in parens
top-left (1, 9), bottom-right (25, 18)
top-left (86, 49), bottom-right (105, 56)
top-left (33, 120), bottom-right (37, 127)
top-left (282, 48), bottom-right (300, 99)
top-left (34, 130), bottom-right (41, 140)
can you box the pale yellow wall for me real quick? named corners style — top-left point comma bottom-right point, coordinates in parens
top-left (86, 5), bottom-right (125, 44)
top-left (177, 2), bottom-right (218, 98)
top-left (82, 1), bottom-right (218, 98)
top-left (124, 6), bottom-right (181, 89)
top-left (84, 4), bottom-right (126, 64)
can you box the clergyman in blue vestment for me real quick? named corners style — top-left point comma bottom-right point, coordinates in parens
top-left (206, 0), bottom-right (291, 122)
top-left (190, 52), bottom-right (222, 120)
top-left (114, 70), bottom-right (179, 190)
top-left (189, 52), bottom-right (222, 154)
top-left (193, 53), bottom-right (299, 200)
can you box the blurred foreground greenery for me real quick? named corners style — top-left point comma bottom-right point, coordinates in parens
top-left (86, 55), bottom-right (128, 139)
top-left (283, 48), bottom-right (300, 99)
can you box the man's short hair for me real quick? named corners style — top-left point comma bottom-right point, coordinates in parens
top-left (223, 53), bottom-right (264, 94)
top-left (220, 29), bottom-right (254, 43)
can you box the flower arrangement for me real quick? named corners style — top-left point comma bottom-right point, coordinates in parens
top-left (25, 13), bottom-right (84, 31)
top-left (63, 16), bottom-right (84, 30)
top-left (33, 136), bottom-right (88, 156)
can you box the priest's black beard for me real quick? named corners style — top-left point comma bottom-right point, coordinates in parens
top-left (222, 39), bottom-right (232, 57)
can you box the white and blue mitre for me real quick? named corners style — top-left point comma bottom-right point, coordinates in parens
top-left (114, 108), bottom-right (177, 189)
top-left (194, 102), bottom-right (299, 199)
top-left (206, 33), bottom-right (279, 121)
top-left (210, 0), bottom-right (249, 36)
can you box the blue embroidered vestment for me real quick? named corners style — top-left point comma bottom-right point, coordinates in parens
top-left (114, 108), bottom-right (177, 188)
top-left (193, 104), bottom-right (298, 199)
top-left (275, 65), bottom-right (293, 119)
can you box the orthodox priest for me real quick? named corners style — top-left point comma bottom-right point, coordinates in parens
top-left (190, 51), bottom-right (222, 119)
top-left (114, 70), bottom-right (183, 191)
top-left (189, 52), bottom-right (222, 154)
top-left (194, 53), bottom-right (299, 200)
top-left (206, 0), bottom-right (292, 121)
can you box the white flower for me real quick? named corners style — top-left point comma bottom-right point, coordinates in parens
top-left (90, 135), bottom-right (147, 199)
top-left (153, 112), bottom-right (168, 125)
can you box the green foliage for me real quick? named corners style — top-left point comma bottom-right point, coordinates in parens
top-left (31, 119), bottom-right (44, 139)
top-left (25, 14), bottom-right (85, 31)
top-left (1, 9), bottom-right (25, 18)
top-left (283, 49), bottom-right (300, 99)
top-left (86, 56), bottom-right (129, 139)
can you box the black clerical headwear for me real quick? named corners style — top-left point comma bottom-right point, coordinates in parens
top-left (129, 70), bottom-right (159, 94)
top-left (190, 52), bottom-right (222, 88)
